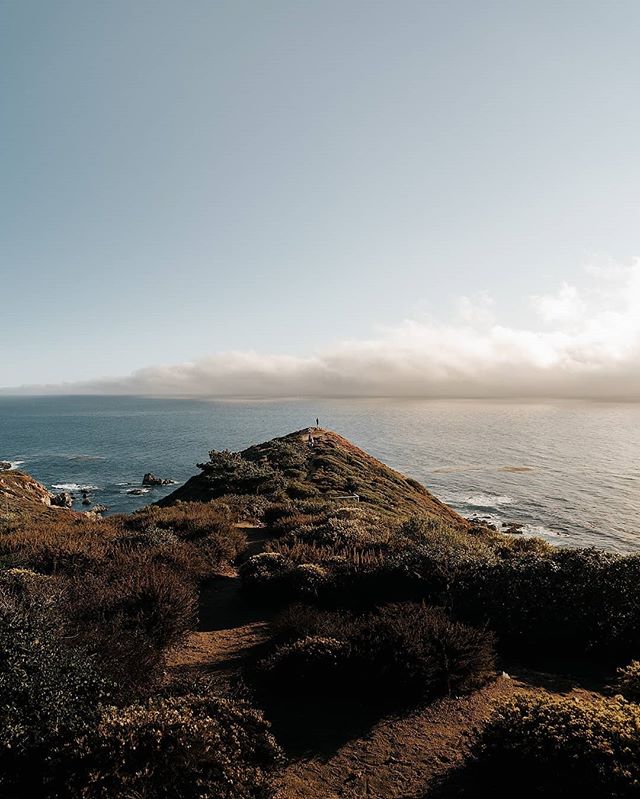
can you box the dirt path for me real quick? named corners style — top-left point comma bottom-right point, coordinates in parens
top-left (167, 525), bottom-right (272, 691)
top-left (276, 674), bottom-right (599, 799)
top-left (276, 677), bottom-right (518, 799)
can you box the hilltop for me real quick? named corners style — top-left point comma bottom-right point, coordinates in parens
top-left (160, 427), bottom-right (467, 527)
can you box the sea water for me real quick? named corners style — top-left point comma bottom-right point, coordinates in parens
top-left (0, 395), bottom-right (639, 553)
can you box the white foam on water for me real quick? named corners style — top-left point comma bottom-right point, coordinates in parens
top-left (51, 483), bottom-right (99, 491)
top-left (466, 493), bottom-right (514, 508)
top-left (520, 522), bottom-right (563, 538)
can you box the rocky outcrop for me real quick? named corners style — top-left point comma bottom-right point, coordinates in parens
top-left (142, 473), bottom-right (173, 486)
top-left (0, 472), bottom-right (52, 508)
top-left (502, 522), bottom-right (524, 534)
top-left (51, 491), bottom-right (74, 508)
top-left (0, 462), bottom-right (12, 471)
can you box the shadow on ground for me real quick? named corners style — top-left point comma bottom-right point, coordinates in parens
top-left (198, 576), bottom-right (270, 631)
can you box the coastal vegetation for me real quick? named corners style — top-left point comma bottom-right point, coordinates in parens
top-left (258, 602), bottom-right (496, 705)
top-left (1, 427), bottom-right (640, 796)
top-left (0, 495), bottom-right (280, 798)
top-left (243, 504), bottom-right (640, 660)
top-left (438, 694), bottom-right (640, 798)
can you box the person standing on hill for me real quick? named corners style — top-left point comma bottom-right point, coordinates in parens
top-left (316, 417), bottom-right (319, 427)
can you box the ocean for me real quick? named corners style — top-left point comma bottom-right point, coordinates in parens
top-left (0, 395), bottom-right (638, 553)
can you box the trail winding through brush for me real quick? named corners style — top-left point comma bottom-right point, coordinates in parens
top-left (167, 525), bottom-right (272, 692)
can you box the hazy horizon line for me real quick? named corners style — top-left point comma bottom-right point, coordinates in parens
top-left (5, 259), bottom-right (640, 401)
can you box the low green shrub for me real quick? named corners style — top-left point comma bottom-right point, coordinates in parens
top-left (241, 555), bottom-right (330, 600)
top-left (449, 547), bottom-right (640, 658)
top-left (275, 563), bottom-right (327, 599)
top-left (360, 602), bottom-right (496, 698)
top-left (196, 450), bottom-right (286, 497)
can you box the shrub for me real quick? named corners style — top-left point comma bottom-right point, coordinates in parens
top-left (0, 516), bottom-right (118, 574)
top-left (450, 547), bottom-right (640, 658)
top-left (120, 503), bottom-right (247, 576)
top-left (211, 494), bottom-right (271, 523)
top-left (360, 603), bottom-right (496, 698)
top-left (282, 563), bottom-right (328, 598)
top-left (0, 586), bottom-right (111, 797)
top-left (196, 450), bottom-right (286, 497)
top-left (614, 661), bottom-right (640, 702)
top-left (63, 559), bottom-right (197, 692)
top-left (463, 694), bottom-right (640, 798)
top-left (80, 694), bottom-right (283, 799)
top-left (259, 636), bottom-right (352, 689)
top-left (260, 602), bottom-right (495, 704)
top-left (286, 480), bottom-right (320, 499)
top-left (239, 552), bottom-right (290, 593)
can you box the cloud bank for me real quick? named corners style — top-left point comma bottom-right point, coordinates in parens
top-left (12, 259), bottom-right (640, 399)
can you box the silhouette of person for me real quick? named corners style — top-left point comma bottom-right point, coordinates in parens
top-left (316, 417), bottom-right (319, 427)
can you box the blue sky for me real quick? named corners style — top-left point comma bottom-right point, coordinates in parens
top-left (3, 1), bottom-right (640, 395)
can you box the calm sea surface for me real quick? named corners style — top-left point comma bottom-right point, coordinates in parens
top-left (0, 396), bottom-right (639, 553)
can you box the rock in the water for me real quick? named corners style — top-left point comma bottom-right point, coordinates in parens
top-left (0, 462), bottom-right (12, 471)
top-left (503, 522), bottom-right (524, 534)
top-left (51, 491), bottom-right (74, 508)
top-left (92, 504), bottom-right (107, 513)
top-left (142, 472), bottom-right (173, 486)
top-left (127, 487), bottom-right (148, 495)
top-left (82, 498), bottom-right (91, 505)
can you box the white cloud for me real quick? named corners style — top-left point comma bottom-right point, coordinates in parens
top-left (531, 282), bottom-right (586, 326)
top-left (455, 291), bottom-right (495, 326)
top-left (10, 259), bottom-right (640, 399)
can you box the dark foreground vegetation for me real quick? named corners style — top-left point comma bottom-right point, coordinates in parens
top-left (3, 428), bottom-right (640, 797)
top-left (0, 499), bottom-right (282, 798)
top-left (432, 693), bottom-right (640, 798)
top-left (259, 602), bottom-right (495, 705)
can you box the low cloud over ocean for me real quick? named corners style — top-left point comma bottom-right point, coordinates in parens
top-left (10, 260), bottom-right (640, 399)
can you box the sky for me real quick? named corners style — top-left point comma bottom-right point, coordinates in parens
top-left (3, 0), bottom-right (640, 397)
